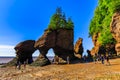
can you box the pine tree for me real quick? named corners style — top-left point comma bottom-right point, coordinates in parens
top-left (60, 13), bottom-right (67, 28)
top-left (67, 17), bottom-right (74, 29)
top-left (48, 7), bottom-right (74, 30)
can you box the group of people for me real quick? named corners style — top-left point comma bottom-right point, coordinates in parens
top-left (15, 59), bottom-right (28, 70)
top-left (93, 53), bottom-right (110, 65)
top-left (15, 53), bottom-right (110, 70)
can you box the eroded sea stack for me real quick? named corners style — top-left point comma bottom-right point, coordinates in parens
top-left (31, 29), bottom-right (75, 66)
top-left (74, 38), bottom-right (84, 58)
top-left (7, 8), bottom-right (77, 66)
top-left (90, 33), bottom-right (102, 55)
top-left (7, 40), bottom-right (36, 66)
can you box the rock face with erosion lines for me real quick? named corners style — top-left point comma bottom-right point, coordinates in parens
top-left (7, 40), bottom-right (36, 66)
top-left (32, 29), bottom-right (75, 66)
top-left (110, 12), bottom-right (120, 55)
top-left (90, 33), bottom-right (101, 55)
top-left (90, 33), bottom-right (116, 55)
top-left (74, 38), bottom-right (84, 58)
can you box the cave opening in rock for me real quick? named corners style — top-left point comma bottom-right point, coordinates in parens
top-left (47, 48), bottom-right (54, 62)
top-left (33, 50), bottom-right (39, 61)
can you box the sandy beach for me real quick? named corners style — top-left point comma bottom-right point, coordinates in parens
top-left (0, 58), bottom-right (120, 80)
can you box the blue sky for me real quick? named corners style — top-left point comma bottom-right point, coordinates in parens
top-left (0, 0), bottom-right (98, 56)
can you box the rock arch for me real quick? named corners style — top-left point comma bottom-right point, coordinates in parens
top-left (32, 29), bottom-right (75, 66)
top-left (7, 29), bottom-right (76, 66)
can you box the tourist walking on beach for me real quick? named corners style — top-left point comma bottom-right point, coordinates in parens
top-left (106, 54), bottom-right (110, 65)
top-left (23, 59), bottom-right (28, 69)
top-left (93, 53), bottom-right (97, 64)
top-left (101, 55), bottom-right (104, 64)
top-left (67, 56), bottom-right (70, 64)
top-left (15, 59), bottom-right (21, 70)
top-left (98, 54), bottom-right (101, 61)
top-left (83, 55), bottom-right (87, 63)
top-left (16, 60), bottom-right (21, 70)
top-left (23, 62), bottom-right (26, 69)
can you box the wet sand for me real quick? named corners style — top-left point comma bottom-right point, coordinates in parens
top-left (0, 58), bottom-right (120, 80)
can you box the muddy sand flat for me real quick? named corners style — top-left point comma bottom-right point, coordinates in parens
top-left (0, 58), bottom-right (120, 80)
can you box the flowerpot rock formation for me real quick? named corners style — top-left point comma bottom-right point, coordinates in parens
top-left (32, 29), bottom-right (75, 66)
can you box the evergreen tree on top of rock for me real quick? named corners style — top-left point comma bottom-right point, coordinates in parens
top-left (67, 17), bottom-right (74, 29)
top-left (48, 7), bottom-right (74, 30)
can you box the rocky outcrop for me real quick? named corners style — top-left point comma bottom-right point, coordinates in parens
top-left (110, 12), bottom-right (120, 42)
top-left (110, 12), bottom-right (120, 55)
top-left (90, 33), bottom-right (101, 55)
top-left (91, 33), bottom-right (116, 55)
top-left (32, 29), bottom-right (75, 66)
top-left (7, 40), bottom-right (36, 66)
top-left (74, 38), bottom-right (83, 58)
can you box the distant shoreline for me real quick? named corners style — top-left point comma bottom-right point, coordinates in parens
top-left (0, 56), bottom-right (54, 64)
top-left (0, 63), bottom-right (6, 65)
top-left (0, 56), bottom-right (15, 58)
top-left (0, 56), bottom-right (53, 58)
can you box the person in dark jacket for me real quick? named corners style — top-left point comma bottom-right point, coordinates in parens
top-left (106, 54), bottom-right (110, 65)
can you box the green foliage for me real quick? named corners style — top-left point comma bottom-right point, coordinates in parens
top-left (98, 29), bottom-right (116, 46)
top-left (48, 7), bottom-right (74, 30)
top-left (66, 17), bottom-right (74, 29)
top-left (89, 0), bottom-right (120, 45)
top-left (113, 0), bottom-right (120, 12)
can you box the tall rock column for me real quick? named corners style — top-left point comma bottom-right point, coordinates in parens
top-left (74, 38), bottom-right (84, 58)
top-left (53, 29), bottom-right (75, 61)
top-left (90, 33), bottom-right (101, 55)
